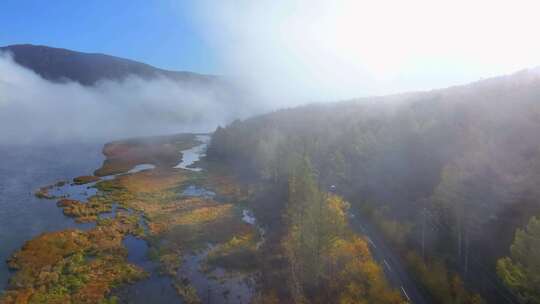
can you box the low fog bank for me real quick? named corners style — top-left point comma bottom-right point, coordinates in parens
top-left (0, 52), bottom-right (259, 145)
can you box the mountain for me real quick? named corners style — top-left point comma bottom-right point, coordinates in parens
top-left (0, 44), bottom-right (215, 86)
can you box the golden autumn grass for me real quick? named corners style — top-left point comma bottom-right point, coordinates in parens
top-left (204, 229), bottom-right (260, 272)
top-left (0, 213), bottom-right (147, 304)
top-left (201, 161), bottom-right (250, 202)
top-left (57, 198), bottom-right (112, 223)
top-left (96, 145), bottom-right (258, 292)
top-left (34, 180), bottom-right (67, 199)
top-left (4, 134), bottom-right (259, 304)
top-left (97, 165), bottom-right (259, 302)
top-left (94, 134), bottom-right (198, 176)
top-left (92, 164), bottom-right (254, 246)
top-left (72, 175), bottom-right (100, 185)
top-left (118, 168), bottom-right (188, 193)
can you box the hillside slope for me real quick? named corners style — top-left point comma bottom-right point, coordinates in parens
top-left (208, 68), bottom-right (540, 304)
top-left (0, 44), bottom-right (215, 86)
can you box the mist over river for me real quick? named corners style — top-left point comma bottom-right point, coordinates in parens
top-left (0, 142), bottom-right (104, 290)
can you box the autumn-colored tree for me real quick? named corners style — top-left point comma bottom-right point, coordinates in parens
top-left (405, 251), bottom-right (485, 304)
top-left (282, 156), bottom-right (321, 302)
top-left (283, 156), bottom-right (348, 300)
top-left (327, 237), bottom-right (405, 304)
top-left (282, 156), bottom-right (405, 303)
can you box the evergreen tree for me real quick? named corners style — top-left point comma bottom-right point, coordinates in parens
top-left (497, 216), bottom-right (540, 304)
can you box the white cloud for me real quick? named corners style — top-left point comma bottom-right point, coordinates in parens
top-left (193, 0), bottom-right (540, 101)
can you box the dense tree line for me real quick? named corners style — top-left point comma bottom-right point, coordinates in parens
top-left (497, 216), bottom-right (540, 304)
top-left (282, 157), bottom-right (404, 303)
top-left (208, 69), bottom-right (540, 303)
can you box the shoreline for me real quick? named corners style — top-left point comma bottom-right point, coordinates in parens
top-left (1, 133), bottom-right (261, 304)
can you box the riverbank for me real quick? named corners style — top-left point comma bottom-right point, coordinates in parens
top-left (0, 142), bottom-right (105, 293)
top-left (1, 134), bottom-right (264, 304)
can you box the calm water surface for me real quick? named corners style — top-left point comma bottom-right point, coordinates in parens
top-left (0, 142), bottom-right (103, 291)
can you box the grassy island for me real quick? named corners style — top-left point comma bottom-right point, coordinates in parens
top-left (72, 176), bottom-right (100, 185)
top-left (1, 213), bottom-right (147, 304)
top-left (93, 133), bottom-right (198, 176)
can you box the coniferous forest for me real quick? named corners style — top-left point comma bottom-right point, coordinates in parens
top-left (208, 70), bottom-right (540, 304)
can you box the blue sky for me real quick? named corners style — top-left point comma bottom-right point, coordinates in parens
top-left (0, 0), bottom-right (218, 74)
top-left (2, 0), bottom-right (540, 101)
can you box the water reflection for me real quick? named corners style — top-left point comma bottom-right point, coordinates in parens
top-left (115, 235), bottom-right (182, 303)
top-left (180, 246), bottom-right (254, 304)
top-left (0, 142), bottom-right (103, 290)
top-left (174, 135), bottom-right (211, 171)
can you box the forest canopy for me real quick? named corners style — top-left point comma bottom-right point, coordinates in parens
top-left (208, 69), bottom-right (540, 303)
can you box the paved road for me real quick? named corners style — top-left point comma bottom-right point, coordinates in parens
top-left (348, 208), bottom-right (428, 304)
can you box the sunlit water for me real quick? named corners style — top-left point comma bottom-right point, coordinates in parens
top-left (174, 135), bottom-right (211, 171)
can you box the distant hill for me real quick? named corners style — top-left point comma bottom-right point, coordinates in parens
top-left (0, 44), bottom-right (216, 86)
